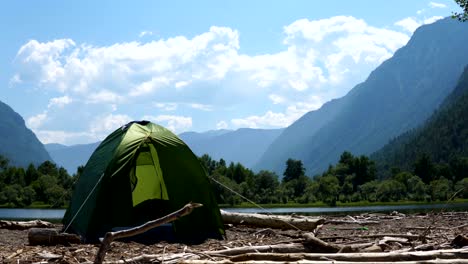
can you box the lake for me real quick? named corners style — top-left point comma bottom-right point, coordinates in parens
top-left (1, 203), bottom-right (468, 220)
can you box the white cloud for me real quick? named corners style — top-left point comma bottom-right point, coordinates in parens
top-left (86, 90), bottom-right (124, 104)
top-left (231, 96), bottom-right (322, 128)
top-left (269, 94), bottom-right (286, 104)
top-left (13, 16), bottom-right (415, 144)
top-left (34, 130), bottom-right (93, 144)
top-left (27, 111), bottom-right (48, 129)
top-left (154, 102), bottom-right (178, 111)
top-left (395, 17), bottom-right (421, 33)
top-left (89, 114), bottom-right (133, 136)
top-left (175, 81), bottom-right (190, 88)
top-left (424, 16), bottom-right (444, 24)
top-left (395, 16), bottom-right (444, 33)
top-left (48, 95), bottom-right (72, 108)
top-left (216, 121), bottom-right (228, 129)
top-left (139, 31), bottom-right (153, 38)
top-left (142, 115), bottom-right (192, 133)
top-left (189, 103), bottom-right (212, 111)
top-left (429, 2), bottom-right (447, 8)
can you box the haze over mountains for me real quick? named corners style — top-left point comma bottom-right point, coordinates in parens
top-left (255, 17), bottom-right (468, 175)
top-left (179, 128), bottom-right (284, 168)
top-left (44, 142), bottom-right (101, 174)
top-left (44, 128), bottom-right (283, 174)
top-left (1, 18), bottom-right (467, 178)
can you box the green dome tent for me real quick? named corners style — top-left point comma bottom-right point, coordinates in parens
top-left (63, 121), bottom-right (225, 242)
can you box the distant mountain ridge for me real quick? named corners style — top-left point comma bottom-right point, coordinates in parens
top-left (0, 100), bottom-right (51, 167)
top-left (372, 65), bottom-right (468, 172)
top-left (179, 128), bottom-right (284, 168)
top-left (45, 142), bottom-right (100, 174)
top-left (255, 17), bottom-right (468, 175)
top-left (46, 127), bottom-right (282, 173)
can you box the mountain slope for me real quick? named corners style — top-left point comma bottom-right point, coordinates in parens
top-left (372, 66), bottom-right (468, 171)
top-left (256, 17), bottom-right (468, 175)
top-left (0, 100), bottom-right (51, 167)
top-left (179, 128), bottom-right (283, 168)
top-left (45, 142), bottom-right (100, 174)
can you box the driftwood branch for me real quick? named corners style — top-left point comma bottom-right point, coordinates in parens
top-left (221, 210), bottom-right (324, 231)
top-left (94, 202), bottom-right (203, 264)
top-left (226, 248), bottom-right (468, 263)
top-left (319, 233), bottom-right (432, 241)
top-left (28, 228), bottom-right (81, 246)
top-left (0, 219), bottom-right (54, 230)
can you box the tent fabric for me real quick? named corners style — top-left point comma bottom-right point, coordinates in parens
top-left (63, 121), bottom-right (225, 242)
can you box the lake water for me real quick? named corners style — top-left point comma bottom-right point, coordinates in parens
top-left (1, 203), bottom-right (467, 220)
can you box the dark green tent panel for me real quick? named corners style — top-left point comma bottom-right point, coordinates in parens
top-left (63, 121), bottom-right (224, 242)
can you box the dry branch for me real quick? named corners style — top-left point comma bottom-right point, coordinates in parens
top-left (28, 228), bottom-right (81, 246)
top-left (180, 259), bottom-right (468, 264)
top-left (226, 248), bottom-right (468, 262)
top-left (94, 202), bottom-right (203, 264)
top-left (319, 233), bottom-right (431, 241)
top-left (0, 219), bottom-right (54, 230)
top-left (204, 243), bottom-right (308, 256)
top-left (221, 210), bottom-right (324, 231)
top-left (324, 219), bottom-right (380, 225)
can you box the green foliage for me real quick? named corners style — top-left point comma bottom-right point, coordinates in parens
top-left (0, 155), bottom-right (74, 208)
top-left (283, 159), bottom-right (305, 183)
top-left (317, 174), bottom-right (340, 206)
top-left (429, 177), bottom-right (452, 201)
top-left (376, 180), bottom-right (406, 202)
top-left (453, 0), bottom-right (468, 21)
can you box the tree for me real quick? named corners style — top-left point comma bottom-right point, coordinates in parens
top-left (359, 180), bottom-right (379, 202)
top-left (429, 177), bottom-right (452, 201)
top-left (317, 174), bottom-right (340, 206)
top-left (376, 180), bottom-right (406, 202)
top-left (407, 176), bottom-right (428, 201)
top-left (414, 154), bottom-right (435, 184)
top-left (0, 155), bottom-right (9, 170)
top-left (453, 0), bottom-right (468, 21)
top-left (283, 159), bottom-right (305, 183)
top-left (253, 170), bottom-right (280, 203)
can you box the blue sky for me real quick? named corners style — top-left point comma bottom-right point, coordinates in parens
top-left (0, 0), bottom-right (461, 145)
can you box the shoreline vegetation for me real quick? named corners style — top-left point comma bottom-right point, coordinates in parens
top-left (2, 199), bottom-right (468, 210)
top-left (1, 149), bottom-right (468, 209)
top-left (220, 198), bottom-right (468, 209)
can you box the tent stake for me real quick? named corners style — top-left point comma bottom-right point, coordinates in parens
top-left (94, 202), bottom-right (203, 264)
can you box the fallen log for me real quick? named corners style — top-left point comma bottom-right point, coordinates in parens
top-left (319, 233), bottom-right (431, 241)
top-left (226, 248), bottom-right (468, 262)
top-left (28, 228), bottom-right (81, 246)
top-left (324, 219), bottom-right (380, 225)
top-left (220, 210), bottom-right (324, 231)
top-left (180, 259), bottom-right (468, 264)
top-left (205, 243), bottom-right (308, 256)
top-left (0, 219), bottom-right (54, 230)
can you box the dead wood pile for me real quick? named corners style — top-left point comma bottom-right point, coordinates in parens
top-left (0, 210), bottom-right (467, 263)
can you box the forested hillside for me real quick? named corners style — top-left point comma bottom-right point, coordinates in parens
top-left (372, 66), bottom-right (468, 180)
top-left (0, 100), bottom-right (51, 167)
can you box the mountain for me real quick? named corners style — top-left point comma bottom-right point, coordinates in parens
top-left (372, 65), bottom-right (468, 172)
top-left (45, 142), bottom-right (100, 174)
top-left (256, 17), bottom-right (468, 176)
top-left (0, 100), bottom-right (51, 167)
top-left (179, 128), bottom-right (284, 168)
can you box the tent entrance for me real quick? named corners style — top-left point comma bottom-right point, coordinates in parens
top-left (131, 143), bottom-right (169, 207)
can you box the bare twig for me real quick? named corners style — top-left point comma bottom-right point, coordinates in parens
top-left (94, 202), bottom-right (203, 264)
